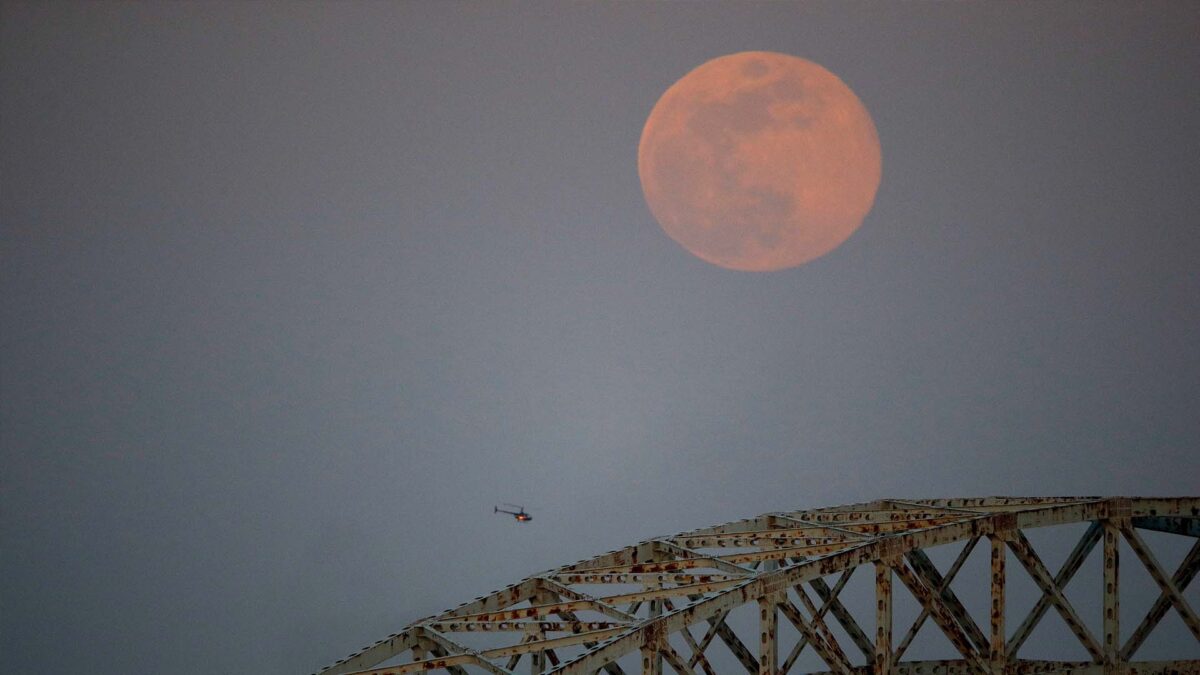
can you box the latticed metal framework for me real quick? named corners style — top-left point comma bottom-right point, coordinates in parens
top-left (317, 497), bottom-right (1199, 675)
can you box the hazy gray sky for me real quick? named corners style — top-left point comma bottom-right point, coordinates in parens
top-left (2, 2), bottom-right (1198, 673)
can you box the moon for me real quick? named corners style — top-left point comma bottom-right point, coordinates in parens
top-left (638, 51), bottom-right (881, 271)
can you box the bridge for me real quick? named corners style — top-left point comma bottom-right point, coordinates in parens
top-left (315, 497), bottom-right (1199, 674)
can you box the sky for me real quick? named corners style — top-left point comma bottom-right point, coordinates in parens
top-left (2, 2), bottom-right (1198, 673)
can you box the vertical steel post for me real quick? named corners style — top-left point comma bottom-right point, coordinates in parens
top-left (641, 620), bottom-right (663, 675)
top-left (760, 592), bottom-right (779, 675)
top-left (875, 561), bottom-right (892, 675)
top-left (530, 627), bottom-right (545, 675)
top-left (989, 535), bottom-right (1006, 674)
top-left (640, 640), bottom-right (661, 675)
top-left (1103, 520), bottom-right (1120, 673)
top-left (648, 585), bottom-right (663, 675)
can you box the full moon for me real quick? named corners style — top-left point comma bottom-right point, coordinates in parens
top-left (638, 51), bottom-right (881, 271)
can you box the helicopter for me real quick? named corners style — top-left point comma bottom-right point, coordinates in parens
top-left (494, 504), bottom-right (533, 522)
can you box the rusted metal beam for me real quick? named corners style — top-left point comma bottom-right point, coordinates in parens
top-left (706, 614), bottom-right (759, 674)
top-left (797, 516), bottom-right (976, 535)
top-left (658, 639), bottom-right (696, 675)
top-left (675, 516), bottom-right (782, 539)
top-left (886, 499), bottom-right (988, 515)
top-left (778, 627), bottom-right (805, 675)
top-left (531, 645), bottom-right (545, 673)
top-left (777, 594), bottom-right (851, 674)
top-left (679, 595), bottom-right (759, 675)
top-left (424, 621), bottom-right (624, 633)
top-left (661, 599), bottom-right (717, 675)
top-left (647, 581), bottom-right (664, 675)
top-left (759, 592), bottom-right (780, 675)
top-left (1132, 515), bottom-right (1200, 538)
top-left (537, 578), bottom-right (639, 623)
top-left (904, 548), bottom-right (989, 652)
top-left (894, 538), bottom-right (978, 663)
top-left (717, 542), bottom-right (861, 564)
top-left (353, 651), bottom-right (476, 674)
top-left (1013, 504), bottom-right (1107, 530)
top-left (1007, 530), bottom-right (1105, 662)
top-left (562, 542), bottom-right (664, 573)
top-left (1102, 521), bottom-right (1120, 672)
top-left (599, 579), bottom-right (747, 606)
top-left (1119, 522), bottom-right (1200, 643)
top-left (528, 625), bottom-right (547, 675)
top-left (441, 600), bottom-right (626, 624)
top-left (808, 659), bottom-right (1200, 675)
top-left (988, 535), bottom-right (1005, 674)
top-left (890, 556), bottom-right (986, 673)
top-left (1005, 521), bottom-right (1101, 658)
top-left (772, 515), bottom-right (872, 539)
top-left (809, 568), bottom-right (875, 662)
top-left (674, 531), bottom-right (848, 548)
top-left (352, 629), bottom-right (633, 675)
top-left (440, 579), bottom-right (545, 619)
top-left (796, 584), bottom-right (852, 671)
top-left (317, 631), bottom-right (420, 675)
top-left (1121, 537), bottom-right (1200, 660)
top-left (874, 561), bottom-right (891, 675)
top-left (652, 540), bottom-right (758, 577)
top-left (1005, 525), bottom-right (1105, 661)
top-left (787, 511), bottom-right (976, 524)
top-left (421, 629), bottom-right (488, 669)
top-left (548, 573), bottom-right (738, 586)
top-left (686, 609), bottom-right (727, 674)
top-left (532, 584), bottom-right (629, 675)
top-left (904, 497), bottom-right (1102, 510)
top-left (571, 558), bottom-right (751, 577)
top-left (483, 627), bottom-right (632, 659)
top-left (640, 641), bottom-right (661, 675)
top-left (507, 635), bottom-right (534, 671)
top-left (414, 630), bottom-right (477, 675)
top-left (1128, 497), bottom-right (1200, 517)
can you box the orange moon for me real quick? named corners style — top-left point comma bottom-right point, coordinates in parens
top-left (638, 51), bottom-right (881, 271)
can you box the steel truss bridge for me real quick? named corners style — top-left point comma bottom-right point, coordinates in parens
top-left (316, 497), bottom-right (1199, 675)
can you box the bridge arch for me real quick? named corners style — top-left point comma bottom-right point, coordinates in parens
top-left (316, 497), bottom-right (1199, 675)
